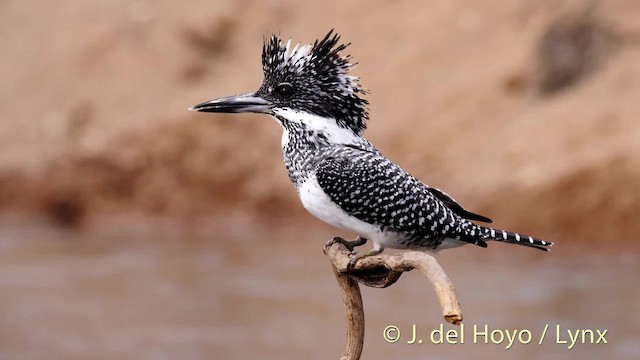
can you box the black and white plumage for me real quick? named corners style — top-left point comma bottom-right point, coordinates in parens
top-left (190, 30), bottom-right (552, 265)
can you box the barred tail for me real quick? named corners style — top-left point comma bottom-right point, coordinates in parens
top-left (479, 226), bottom-right (553, 252)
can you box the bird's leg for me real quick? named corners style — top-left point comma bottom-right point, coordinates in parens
top-left (323, 236), bottom-right (368, 254)
top-left (346, 244), bottom-right (384, 273)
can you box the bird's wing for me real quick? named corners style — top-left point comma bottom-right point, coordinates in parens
top-left (314, 148), bottom-right (451, 237)
top-left (425, 187), bottom-right (492, 223)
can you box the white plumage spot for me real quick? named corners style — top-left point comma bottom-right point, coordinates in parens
top-left (283, 40), bottom-right (312, 69)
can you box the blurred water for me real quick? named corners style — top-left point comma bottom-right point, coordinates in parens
top-left (0, 221), bottom-right (637, 360)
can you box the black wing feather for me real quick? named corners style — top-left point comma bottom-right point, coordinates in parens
top-left (426, 187), bottom-right (492, 223)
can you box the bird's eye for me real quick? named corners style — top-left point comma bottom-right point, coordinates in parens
top-left (274, 83), bottom-right (294, 98)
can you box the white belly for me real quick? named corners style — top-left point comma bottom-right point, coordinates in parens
top-left (297, 176), bottom-right (402, 249)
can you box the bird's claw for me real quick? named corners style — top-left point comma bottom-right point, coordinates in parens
top-left (323, 236), bottom-right (369, 273)
top-left (323, 236), bottom-right (367, 254)
top-left (323, 236), bottom-right (344, 254)
top-left (346, 255), bottom-right (361, 273)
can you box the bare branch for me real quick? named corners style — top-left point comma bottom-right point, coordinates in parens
top-left (325, 240), bottom-right (463, 360)
top-left (331, 266), bottom-right (364, 360)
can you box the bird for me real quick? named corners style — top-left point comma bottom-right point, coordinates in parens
top-left (189, 30), bottom-right (552, 271)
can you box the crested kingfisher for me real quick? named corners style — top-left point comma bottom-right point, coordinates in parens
top-left (190, 30), bottom-right (552, 270)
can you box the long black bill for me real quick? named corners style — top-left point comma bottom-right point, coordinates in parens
top-left (188, 93), bottom-right (272, 113)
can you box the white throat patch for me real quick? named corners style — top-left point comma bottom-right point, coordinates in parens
top-left (273, 108), bottom-right (363, 146)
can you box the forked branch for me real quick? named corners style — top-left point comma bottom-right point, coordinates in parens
top-left (324, 240), bottom-right (462, 360)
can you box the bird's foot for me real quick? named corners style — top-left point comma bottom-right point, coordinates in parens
top-left (346, 253), bottom-right (363, 273)
top-left (346, 247), bottom-right (383, 273)
top-left (323, 236), bottom-right (367, 254)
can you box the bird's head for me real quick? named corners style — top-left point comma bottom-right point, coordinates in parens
top-left (190, 30), bottom-right (369, 135)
